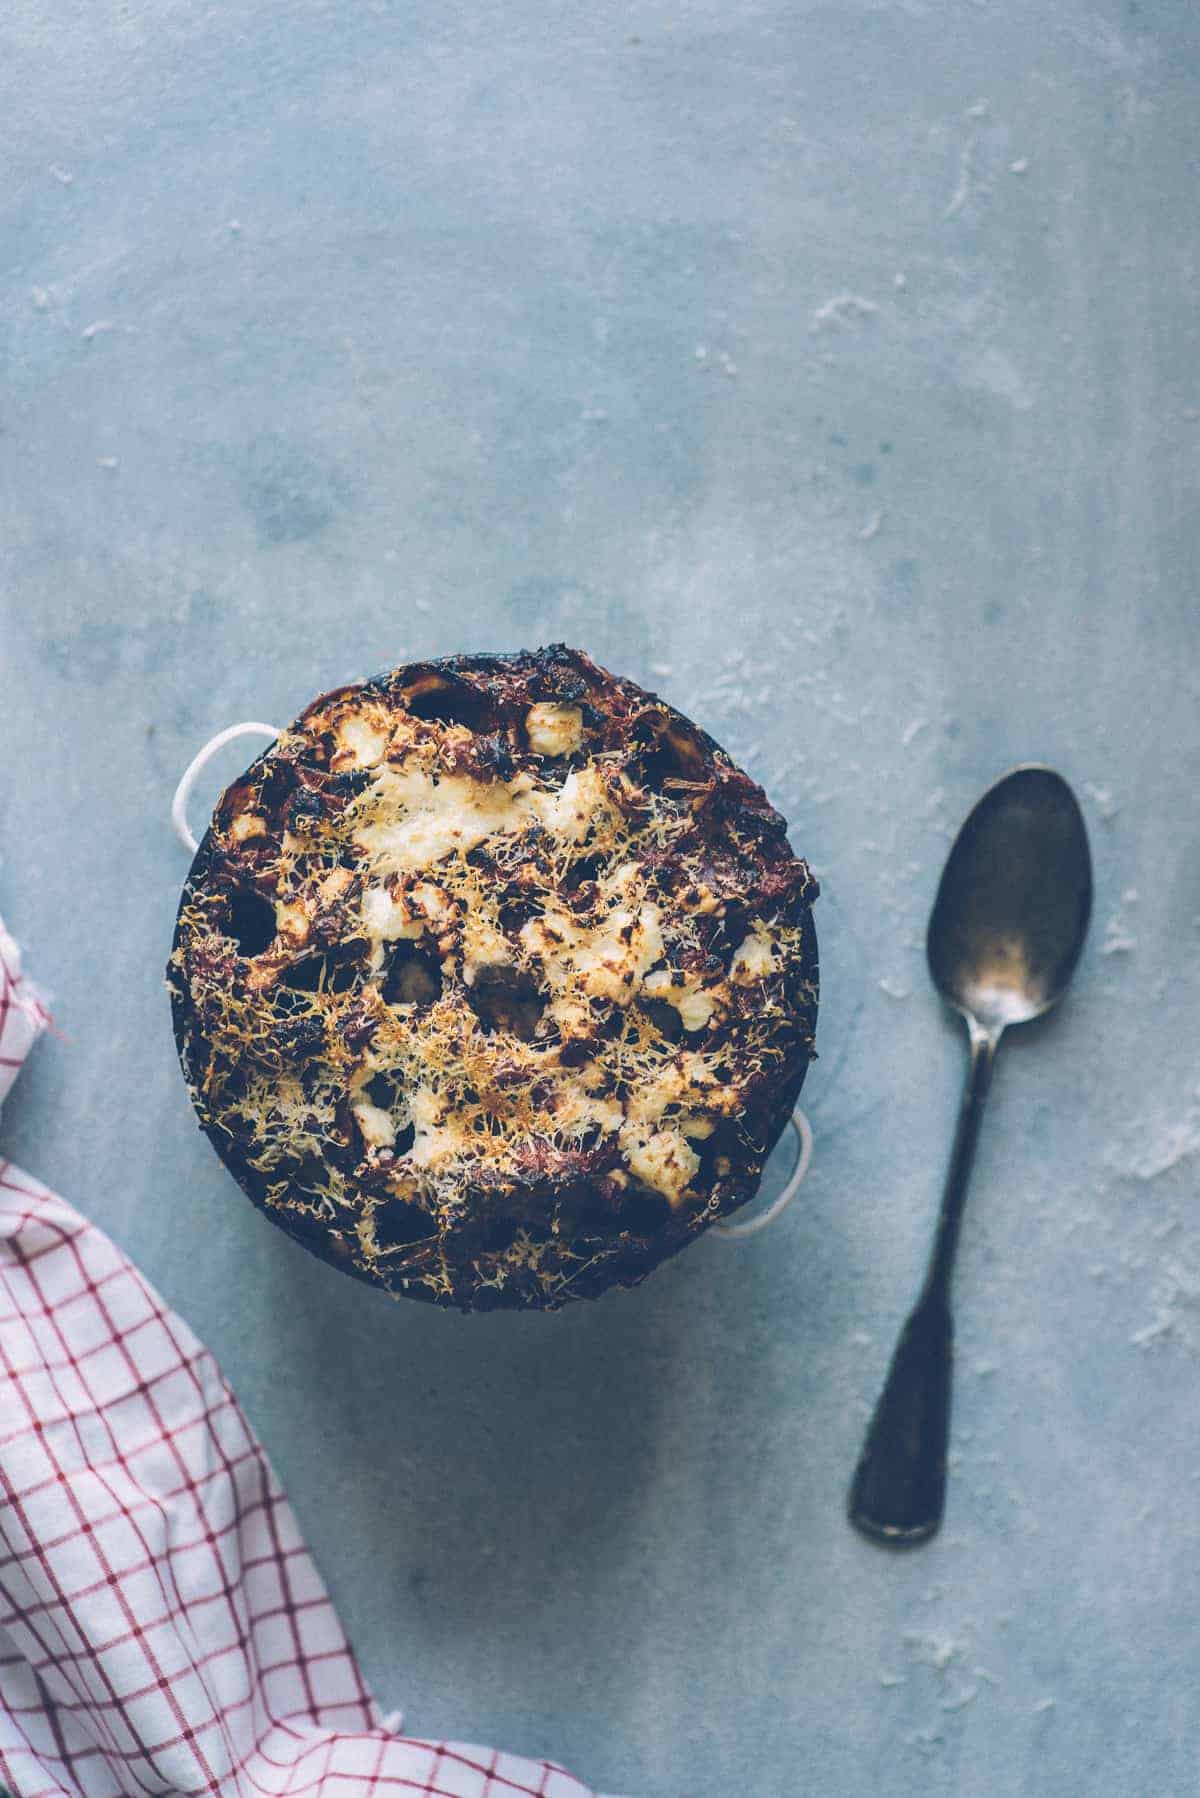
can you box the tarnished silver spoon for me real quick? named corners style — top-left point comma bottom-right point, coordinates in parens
top-left (848, 766), bottom-right (1093, 1545)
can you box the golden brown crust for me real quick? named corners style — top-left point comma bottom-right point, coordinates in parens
top-left (167, 646), bottom-right (818, 1310)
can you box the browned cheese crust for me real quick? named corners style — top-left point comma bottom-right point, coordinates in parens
top-left (168, 646), bottom-right (818, 1310)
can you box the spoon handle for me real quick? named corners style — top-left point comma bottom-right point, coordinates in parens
top-left (848, 1018), bottom-right (997, 1544)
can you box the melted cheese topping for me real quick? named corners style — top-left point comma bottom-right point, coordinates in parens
top-left (534, 765), bottom-right (616, 843)
top-left (409, 1086), bottom-right (463, 1169)
top-left (460, 910), bottom-right (516, 985)
top-left (520, 900), bottom-right (664, 1005)
top-left (334, 709), bottom-right (391, 770)
top-left (730, 923), bottom-right (779, 985)
top-left (361, 883), bottom-right (426, 942)
top-left (643, 967), bottom-right (717, 1032)
top-left (352, 1100), bottom-right (397, 1149)
top-left (354, 761), bottom-right (616, 878)
top-left (526, 702), bottom-right (584, 756)
top-left (274, 899), bottom-right (311, 946)
top-left (172, 660), bottom-right (818, 1308)
top-left (356, 767), bottom-right (530, 872)
top-left (621, 1126), bottom-right (700, 1205)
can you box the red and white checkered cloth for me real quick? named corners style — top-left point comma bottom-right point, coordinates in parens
top-left (0, 918), bottom-right (602, 1798)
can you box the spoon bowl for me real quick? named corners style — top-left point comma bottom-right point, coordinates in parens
top-left (928, 765), bottom-right (1093, 1036)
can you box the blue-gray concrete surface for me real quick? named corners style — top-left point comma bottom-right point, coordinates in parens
top-left (3, 3), bottom-right (1199, 1792)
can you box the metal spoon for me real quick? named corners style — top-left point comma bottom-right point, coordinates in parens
top-left (848, 765), bottom-right (1093, 1545)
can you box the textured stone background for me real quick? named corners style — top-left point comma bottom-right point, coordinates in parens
top-left (2, 2), bottom-right (1198, 1792)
